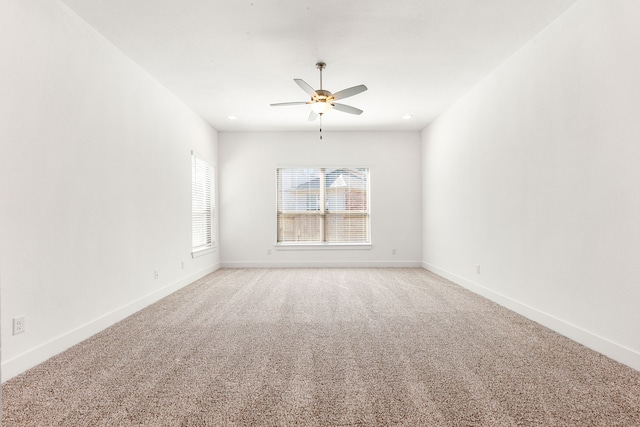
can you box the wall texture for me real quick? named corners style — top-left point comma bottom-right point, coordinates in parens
top-left (0, 0), bottom-right (219, 380)
top-left (219, 131), bottom-right (422, 267)
top-left (422, 0), bottom-right (640, 370)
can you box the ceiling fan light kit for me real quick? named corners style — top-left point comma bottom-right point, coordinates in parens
top-left (270, 62), bottom-right (368, 138)
top-left (311, 102), bottom-right (332, 115)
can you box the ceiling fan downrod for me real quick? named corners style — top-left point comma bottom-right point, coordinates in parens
top-left (316, 62), bottom-right (326, 90)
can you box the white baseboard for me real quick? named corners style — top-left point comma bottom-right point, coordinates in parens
top-left (221, 261), bottom-right (424, 268)
top-left (2, 264), bottom-right (219, 382)
top-left (423, 262), bottom-right (640, 372)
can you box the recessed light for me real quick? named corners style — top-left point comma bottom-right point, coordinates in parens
top-left (227, 115), bottom-right (237, 120)
top-left (402, 114), bottom-right (413, 120)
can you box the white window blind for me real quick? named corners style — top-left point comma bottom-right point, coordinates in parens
top-left (277, 167), bottom-right (370, 244)
top-left (192, 154), bottom-right (215, 252)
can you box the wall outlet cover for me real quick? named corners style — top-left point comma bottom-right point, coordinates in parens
top-left (13, 316), bottom-right (25, 335)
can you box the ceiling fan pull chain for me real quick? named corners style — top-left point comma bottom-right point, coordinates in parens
top-left (319, 114), bottom-right (323, 140)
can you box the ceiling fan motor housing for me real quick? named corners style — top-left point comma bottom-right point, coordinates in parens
top-left (313, 89), bottom-right (333, 103)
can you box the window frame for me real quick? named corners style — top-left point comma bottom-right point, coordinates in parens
top-left (275, 167), bottom-right (371, 248)
top-left (191, 152), bottom-right (216, 257)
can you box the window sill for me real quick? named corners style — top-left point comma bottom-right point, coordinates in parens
top-left (191, 246), bottom-right (217, 258)
top-left (274, 243), bottom-right (372, 251)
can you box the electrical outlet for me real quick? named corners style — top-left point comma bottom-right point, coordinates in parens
top-left (267, 249), bottom-right (272, 255)
top-left (13, 316), bottom-right (25, 335)
top-left (476, 264), bottom-right (481, 274)
top-left (154, 270), bottom-right (159, 279)
top-left (181, 261), bottom-right (185, 270)
top-left (392, 249), bottom-right (396, 255)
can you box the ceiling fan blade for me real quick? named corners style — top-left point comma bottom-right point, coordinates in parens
top-left (308, 111), bottom-right (319, 121)
top-left (331, 84), bottom-right (367, 101)
top-left (294, 79), bottom-right (317, 97)
top-left (332, 103), bottom-right (363, 115)
top-left (270, 102), bottom-right (309, 107)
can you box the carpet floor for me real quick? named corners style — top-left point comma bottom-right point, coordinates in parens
top-left (3, 268), bottom-right (640, 426)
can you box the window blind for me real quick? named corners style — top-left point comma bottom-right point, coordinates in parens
top-left (276, 167), bottom-right (370, 244)
top-left (192, 154), bottom-right (215, 251)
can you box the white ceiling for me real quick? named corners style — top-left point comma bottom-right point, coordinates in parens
top-left (59, 0), bottom-right (578, 132)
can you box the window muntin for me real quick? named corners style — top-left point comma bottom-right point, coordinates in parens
top-left (277, 167), bottom-right (370, 244)
top-left (192, 154), bottom-right (215, 252)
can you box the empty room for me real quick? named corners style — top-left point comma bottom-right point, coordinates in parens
top-left (2, 0), bottom-right (639, 425)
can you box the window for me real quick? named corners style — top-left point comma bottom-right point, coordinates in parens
top-left (192, 153), bottom-right (215, 254)
top-left (276, 167), bottom-right (370, 244)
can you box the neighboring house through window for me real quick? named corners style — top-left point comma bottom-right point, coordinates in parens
top-left (276, 167), bottom-right (370, 244)
top-left (192, 153), bottom-right (215, 255)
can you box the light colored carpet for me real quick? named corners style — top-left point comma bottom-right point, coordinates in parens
top-left (3, 268), bottom-right (640, 426)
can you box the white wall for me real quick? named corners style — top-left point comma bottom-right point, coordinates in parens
top-left (422, 0), bottom-right (640, 370)
top-left (219, 131), bottom-right (422, 267)
top-left (0, 0), bottom-right (219, 381)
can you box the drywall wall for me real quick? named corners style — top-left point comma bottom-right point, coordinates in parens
top-left (0, 0), bottom-right (219, 381)
top-left (422, 0), bottom-right (640, 370)
top-left (219, 131), bottom-right (422, 267)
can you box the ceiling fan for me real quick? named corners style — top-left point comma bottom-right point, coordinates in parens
top-left (270, 62), bottom-right (367, 122)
